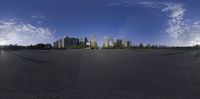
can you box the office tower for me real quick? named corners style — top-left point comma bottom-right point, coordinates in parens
top-left (71, 37), bottom-right (79, 46)
top-left (65, 37), bottom-right (71, 47)
top-left (79, 37), bottom-right (88, 45)
top-left (61, 38), bottom-right (65, 48)
top-left (122, 39), bottom-right (128, 47)
top-left (56, 41), bottom-right (59, 48)
top-left (53, 36), bottom-right (90, 49)
top-left (127, 41), bottom-right (132, 47)
top-left (53, 41), bottom-right (57, 48)
top-left (90, 36), bottom-right (97, 48)
top-left (58, 39), bottom-right (62, 48)
top-left (103, 36), bottom-right (109, 48)
top-left (103, 36), bottom-right (115, 48)
top-left (108, 38), bottom-right (114, 47)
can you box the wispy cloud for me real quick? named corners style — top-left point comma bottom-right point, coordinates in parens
top-left (107, 1), bottom-right (135, 6)
top-left (137, 1), bottom-right (161, 8)
top-left (0, 20), bottom-right (54, 45)
top-left (108, 1), bottom-right (200, 46)
top-left (138, 1), bottom-right (200, 46)
top-left (31, 15), bottom-right (46, 19)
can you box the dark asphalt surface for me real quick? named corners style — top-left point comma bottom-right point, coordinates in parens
top-left (0, 49), bottom-right (200, 99)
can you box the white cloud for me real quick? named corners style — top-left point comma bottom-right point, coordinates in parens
top-left (0, 20), bottom-right (54, 45)
top-left (108, 1), bottom-right (200, 46)
top-left (31, 15), bottom-right (46, 19)
top-left (160, 3), bottom-right (186, 41)
top-left (107, 1), bottom-right (135, 6)
top-left (138, 1), bottom-right (200, 46)
top-left (137, 1), bottom-right (160, 8)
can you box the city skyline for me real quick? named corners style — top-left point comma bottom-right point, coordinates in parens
top-left (53, 35), bottom-right (132, 48)
top-left (0, 0), bottom-right (200, 46)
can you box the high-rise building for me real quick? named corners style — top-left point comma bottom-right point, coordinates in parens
top-left (65, 37), bottom-right (71, 47)
top-left (108, 38), bottom-right (114, 47)
top-left (58, 39), bottom-right (62, 48)
top-left (53, 41), bottom-right (56, 48)
top-left (103, 36), bottom-right (115, 48)
top-left (71, 38), bottom-right (79, 46)
top-left (127, 41), bottom-right (132, 47)
top-left (122, 40), bottom-right (127, 47)
top-left (61, 38), bottom-right (65, 48)
top-left (90, 36), bottom-right (97, 48)
top-left (53, 36), bottom-right (81, 48)
top-left (79, 37), bottom-right (88, 45)
top-left (103, 36), bottom-right (109, 48)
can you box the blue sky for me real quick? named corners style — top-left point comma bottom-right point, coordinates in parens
top-left (0, 0), bottom-right (200, 46)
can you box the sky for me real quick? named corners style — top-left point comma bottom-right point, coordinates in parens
top-left (0, 0), bottom-right (200, 46)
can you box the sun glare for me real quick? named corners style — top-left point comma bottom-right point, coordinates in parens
top-left (0, 41), bottom-right (6, 45)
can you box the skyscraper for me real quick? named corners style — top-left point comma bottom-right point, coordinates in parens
top-left (61, 38), bottom-right (65, 48)
top-left (103, 36), bottom-right (115, 48)
top-left (90, 36), bottom-right (97, 48)
top-left (122, 40), bottom-right (128, 47)
top-left (127, 41), bottom-right (132, 47)
top-left (103, 36), bottom-right (109, 48)
top-left (65, 37), bottom-right (71, 48)
top-left (53, 41), bottom-right (59, 48)
top-left (58, 39), bottom-right (62, 48)
top-left (79, 37), bottom-right (88, 45)
top-left (54, 36), bottom-right (81, 49)
top-left (71, 38), bottom-right (79, 46)
top-left (108, 38), bottom-right (114, 47)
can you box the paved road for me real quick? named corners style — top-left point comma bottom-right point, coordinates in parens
top-left (0, 49), bottom-right (200, 99)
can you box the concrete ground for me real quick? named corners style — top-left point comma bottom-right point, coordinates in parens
top-left (0, 49), bottom-right (200, 99)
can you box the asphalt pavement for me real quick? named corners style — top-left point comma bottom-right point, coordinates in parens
top-left (0, 49), bottom-right (200, 99)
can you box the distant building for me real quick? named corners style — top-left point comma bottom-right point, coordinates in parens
top-left (103, 36), bottom-right (109, 48)
top-left (121, 40), bottom-right (132, 47)
top-left (61, 38), bottom-right (65, 48)
top-left (122, 40), bottom-right (128, 47)
top-left (65, 37), bottom-right (71, 47)
top-left (103, 36), bottom-right (115, 48)
top-left (108, 38), bottom-right (114, 47)
top-left (90, 36), bottom-right (98, 48)
top-left (127, 41), bottom-right (132, 47)
top-left (53, 42), bottom-right (56, 48)
top-left (53, 36), bottom-right (86, 49)
top-left (114, 39), bottom-right (133, 48)
top-left (79, 37), bottom-right (88, 45)
top-left (58, 39), bottom-right (62, 48)
top-left (71, 37), bottom-right (79, 46)
top-left (54, 41), bottom-right (59, 48)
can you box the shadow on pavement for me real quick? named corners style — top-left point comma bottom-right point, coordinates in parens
top-left (20, 50), bottom-right (51, 53)
top-left (194, 53), bottom-right (200, 58)
top-left (0, 50), bottom-right (83, 94)
top-left (11, 53), bottom-right (51, 64)
top-left (163, 52), bottom-right (185, 56)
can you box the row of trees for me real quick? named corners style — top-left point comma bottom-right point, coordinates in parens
top-left (0, 44), bottom-right (25, 50)
top-left (102, 43), bottom-right (200, 49)
top-left (0, 44), bottom-right (52, 50)
top-left (133, 43), bottom-right (200, 49)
